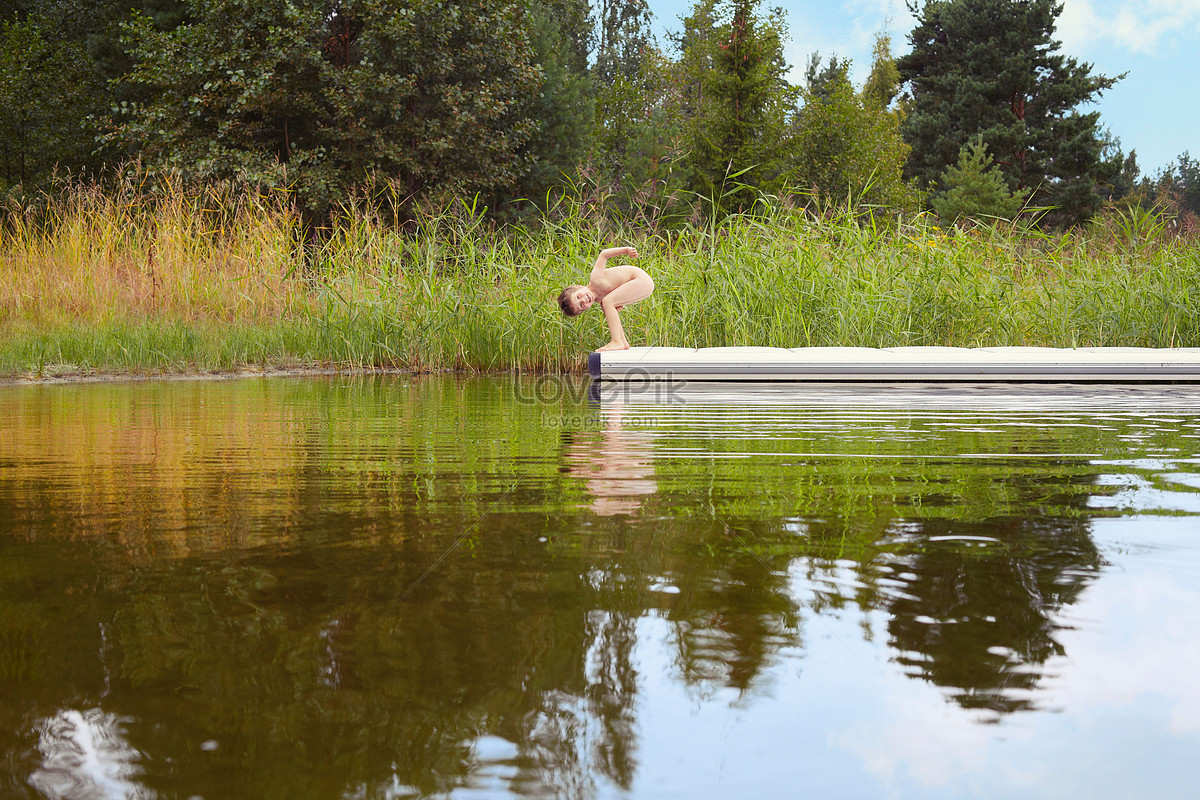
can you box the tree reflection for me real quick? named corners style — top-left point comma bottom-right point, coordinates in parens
top-left (667, 538), bottom-right (802, 694)
top-left (882, 514), bottom-right (1102, 715)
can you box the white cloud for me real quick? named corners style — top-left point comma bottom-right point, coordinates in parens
top-left (1058, 0), bottom-right (1200, 54)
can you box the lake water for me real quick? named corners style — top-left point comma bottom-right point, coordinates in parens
top-left (3, 375), bottom-right (1200, 799)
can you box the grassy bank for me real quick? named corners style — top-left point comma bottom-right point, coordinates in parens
top-left (3, 185), bottom-right (1199, 378)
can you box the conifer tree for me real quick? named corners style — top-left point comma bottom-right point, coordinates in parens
top-left (676, 0), bottom-right (795, 208)
top-left (897, 0), bottom-right (1120, 226)
top-left (930, 136), bottom-right (1029, 223)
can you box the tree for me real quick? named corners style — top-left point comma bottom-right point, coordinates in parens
top-left (861, 33), bottom-right (901, 111)
top-left (114, 0), bottom-right (540, 220)
top-left (930, 137), bottom-right (1029, 223)
top-left (592, 0), bottom-right (674, 198)
top-left (786, 54), bottom-right (920, 213)
top-left (1094, 134), bottom-right (1140, 205)
top-left (897, 0), bottom-right (1120, 226)
top-left (513, 0), bottom-right (596, 204)
top-left (595, 0), bottom-right (652, 87)
top-left (0, 1), bottom-right (121, 192)
top-left (1170, 153), bottom-right (1200, 217)
top-left (675, 0), bottom-right (796, 208)
top-left (803, 52), bottom-right (845, 103)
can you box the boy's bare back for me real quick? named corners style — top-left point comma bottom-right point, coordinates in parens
top-left (589, 264), bottom-right (651, 302)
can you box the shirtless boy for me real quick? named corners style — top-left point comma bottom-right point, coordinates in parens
top-left (557, 246), bottom-right (653, 352)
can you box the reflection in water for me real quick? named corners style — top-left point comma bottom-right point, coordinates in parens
top-left (2, 376), bottom-right (1200, 797)
top-left (563, 403), bottom-right (657, 517)
top-left (882, 516), bottom-right (1101, 716)
top-left (29, 709), bottom-right (152, 800)
top-left (670, 554), bottom-right (801, 695)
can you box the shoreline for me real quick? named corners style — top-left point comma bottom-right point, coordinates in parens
top-left (5, 192), bottom-right (1198, 380)
top-left (0, 361), bottom-right (593, 387)
top-left (0, 364), bottom-right (455, 387)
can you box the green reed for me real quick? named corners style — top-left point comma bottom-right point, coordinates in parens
top-left (2, 183), bottom-right (1198, 377)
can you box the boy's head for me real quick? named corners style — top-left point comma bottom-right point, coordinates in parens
top-left (558, 285), bottom-right (593, 316)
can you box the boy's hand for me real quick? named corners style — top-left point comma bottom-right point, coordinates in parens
top-left (602, 246), bottom-right (639, 259)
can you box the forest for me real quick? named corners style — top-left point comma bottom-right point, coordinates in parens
top-left (3, 0), bottom-right (1197, 226)
top-left (2, 0), bottom-right (1200, 375)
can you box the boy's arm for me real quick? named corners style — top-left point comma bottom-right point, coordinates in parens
top-left (589, 246), bottom-right (639, 283)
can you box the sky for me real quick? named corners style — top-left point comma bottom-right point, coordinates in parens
top-left (647, 0), bottom-right (1200, 176)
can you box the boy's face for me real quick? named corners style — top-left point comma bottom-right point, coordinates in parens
top-left (570, 287), bottom-right (595, 313)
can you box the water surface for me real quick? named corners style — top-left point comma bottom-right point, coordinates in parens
top-left (3, 376), bottom-right (1200, 799)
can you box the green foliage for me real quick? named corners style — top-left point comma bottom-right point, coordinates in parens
top-left (513, 2), bottom-right (596, 205)
top-left (0, 3), bottom-right (111, 192)
top-left (803, 52), bottom-right (845, 102)
top-left (861, 34), bottom-right (900, 110)
top-left (1116, 151), bottom-right (1200, 229)
top-left (786, 58), bottom-right (921, 213)
top-left (898, 0), bottom-right (1121, 226)
top-left (675, 0), bottom-right (797, 209)
top-left (595, 0), bottom-right (652, 86)
top-left (1168, 153), bottom-right (1200, 217)
top-left (1096, 135), bottom-right (1141, 205)
top-left (114, 0), bottom-right (540, 219)
top-left (591, 0), bottom-right (692, 215)
top-left (592, 46), bottom-right (692, 219)
top-left (6, 183), bottom-right (1200, 379)
top-left (3, 0), bottom-right (1151, 228)
top-left (931, 137), bottom-right (1029, 223)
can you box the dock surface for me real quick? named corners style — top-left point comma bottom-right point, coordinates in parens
top-left (587, 346), bottom-right (1200, 382)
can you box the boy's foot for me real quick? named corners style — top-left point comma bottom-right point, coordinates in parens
top-left (595, 341), bottom-right (630, 352)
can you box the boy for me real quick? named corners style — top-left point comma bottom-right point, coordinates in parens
top-left (558, 246), bottom-right (653, 352)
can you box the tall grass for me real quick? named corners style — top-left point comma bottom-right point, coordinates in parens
top-left (2, 183), bottom-right (1198, 377)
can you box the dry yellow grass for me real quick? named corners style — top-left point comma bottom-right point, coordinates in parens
top-left (2, 182), bottom-right (309, 326)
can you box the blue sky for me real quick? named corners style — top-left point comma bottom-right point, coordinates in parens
top-left (647, 0), bottom-right (1200, 176)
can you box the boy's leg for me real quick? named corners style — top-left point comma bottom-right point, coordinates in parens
top-left (596, 305), bottom-right (629, 351)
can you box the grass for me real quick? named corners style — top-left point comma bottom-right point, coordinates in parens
top-left (2, 182), bottom-right (1199, 378)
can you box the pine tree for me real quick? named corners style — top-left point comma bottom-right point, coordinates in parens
top-left (897, 0), bottom-right (1120, 226)
top-left (930, 136), bottom-right (1029, 223)
top-left (676, 0), bottom-right (796, 208)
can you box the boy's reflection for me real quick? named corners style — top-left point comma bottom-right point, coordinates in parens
top-left (564, 403), bottom-right (656, 517)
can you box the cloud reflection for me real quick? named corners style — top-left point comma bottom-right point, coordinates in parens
top-left (834, 518), bottom-right (1200, 797)
top-left (29, 708), bottom-right (153, 800)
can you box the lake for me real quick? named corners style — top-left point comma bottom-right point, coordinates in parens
top-left (3, 374), bottom-right (1200, 799)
